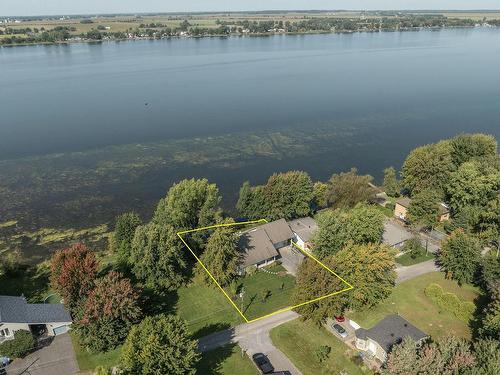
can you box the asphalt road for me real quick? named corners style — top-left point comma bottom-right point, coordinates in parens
top-left (396, 259), bottom-right (440, 283)
top-left (198, 310), bottom-right (302, 374)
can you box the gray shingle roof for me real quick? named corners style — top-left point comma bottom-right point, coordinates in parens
top-left (238, 219), bottom-right (294, 268)
top-left (355, 315), bottom-right (427, 353)
top-left (0, 295), bottom-right (72, 324)
top-left (288, 217), bottom-right (318, 243)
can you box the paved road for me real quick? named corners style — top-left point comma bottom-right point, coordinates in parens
top-left (199, 310), bottom-right (302, 374)
top-left (396, 260), bottom-right (440, 284)
top-left (7, 334), bottom-right (78, 375)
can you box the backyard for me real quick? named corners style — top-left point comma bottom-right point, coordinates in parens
top-left (395, 252), bottom-right (435, 266)
top-left (348, 272), bottom-right (480, 339)
top-left (270, 319), bottom-right (372, 375)
top-left (225, 263), bottom-right (296, 321)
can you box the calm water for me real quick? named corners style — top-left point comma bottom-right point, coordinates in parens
top-left (1, 29), bottom-right (499, 163)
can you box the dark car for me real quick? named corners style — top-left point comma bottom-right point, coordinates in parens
top-left (332, 323), bottom-right (348, 338)
top-left (252, 353), bottom-right (275, 374)
top-left (271, 372), bottom-right (292, 375)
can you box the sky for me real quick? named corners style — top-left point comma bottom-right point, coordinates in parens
top-left (1, 1), bottom-right (500, 17)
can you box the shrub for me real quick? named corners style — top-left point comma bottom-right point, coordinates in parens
top-left (0, 330), bottom-right (36, 358)
top-left (314, 345), bottom-right (331, 363)
top-left (424, 283), bottom-right (474, 322)
top-left (424, 283), bottom-right (444, 300)
top-left (94, 366), bottom-right (111, 375)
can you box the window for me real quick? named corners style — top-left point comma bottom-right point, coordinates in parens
top-left (0, 328), bottom-right (10, 337)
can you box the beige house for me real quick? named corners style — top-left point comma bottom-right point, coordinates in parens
top-left (355, 315), bottom-right (428, 362)
top-left (0, 295), bottom-right (72, 343)
top-left (394, 197), bottom-right (450, 222)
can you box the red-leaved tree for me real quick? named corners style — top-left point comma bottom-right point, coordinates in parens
top-left (50, 243), bottom-right (98, 313)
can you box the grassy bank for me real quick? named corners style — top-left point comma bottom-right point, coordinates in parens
top-left (197, 344), bottom-right (258, 375)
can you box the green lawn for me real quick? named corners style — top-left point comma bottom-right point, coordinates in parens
top-left (270, 320), bottom-right (372, 375)
top-left (348, 272), bottom-right (480, 339)
top-left (175, 281), bottom-right (244, 338)
top-left (225, 264), bottom-right (296, 321)
top-left (396, 252), bottom-right (435, 266)
top-left (71, 334), bottom-right (122, 372)
top-left (196, 344), bottom-right (259, 375)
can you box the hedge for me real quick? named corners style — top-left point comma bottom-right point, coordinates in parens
top-left (424, 283), bottom-right (475, 322)
top-left (0, 330), bottom-right (36, 358)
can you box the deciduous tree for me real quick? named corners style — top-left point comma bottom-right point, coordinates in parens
top-left (121, 314), bottom-right (200, 375)
top-left (49, 243), bottom-right (98, 312)
top-left (450, 133), bottom-right (497, 166)
top-left (113, 212), bottom-right (141, 262)
top-left (383, 166), bottom-right (400, 197)
top-left (75, 272), bottom-right (142, 352)
top-left (438, 229), bottom-right (481, 285)
top-left (313, 181), bottom-right (329, 209)
top-left (407, 189), bottom-right (440, 228)
top-left (130, 223), bottom-right (188, 291)
top-left (326, 168), bottom-right (375, 209)
top-left (198, 227), bottom-right (239, 286)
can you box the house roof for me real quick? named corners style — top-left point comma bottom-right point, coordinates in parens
top-left (355, 315), bottom-right (427, 353)
top-left (238, 219), bottom-right (294, 268)
top-left (395, 197), bottom-right (412, 208)
top-left (288, 217), bottom-right (318, 243)
top-left (0, 295), bottom-right (72, 324)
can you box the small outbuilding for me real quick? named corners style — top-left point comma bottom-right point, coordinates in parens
top-left (287, 217), bottom-right (318, 250)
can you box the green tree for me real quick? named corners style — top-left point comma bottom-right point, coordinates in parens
top-left (438, 229), bottom-right (481, 285)
top-left (130, 223), bottom-right (188, 291)
top-left (312, 204), bottom-right (384, 258)
top-left (113, 212), bottom-right (141, 262)
top-left (198, 227), bottom-right (239, 286)
top-left (447, 160), bottom-right (500, 213)
top-left (450, 133), bottom-right (497, 166)
top-left (314, 345), bottom-right (331, 363)
top-left (402, 140), bottom-right (455, 196)
top-left (407, 189), bottom-right (441, 228)
top-left (262, 171), bottom-right (313, 220)
top-left (0, 330), bottom-right (36, 358)
top-left (382, 337), bottom-right (418, 375)
top-left (75, 272), bottom-right (142, 353)
top-left (313, 181), bottom-right (329, 209)
top-left (480, 280), bottom-right (499, 340)
top-left (326, 168), bottom-right (375, 209)
top-left (383, 166), bottom-right (400, 197)
top-left (478, 196), bottom-right (500, 243)
top-left (402, 237), bottom-right (425, 259)
top-left (153, 178), bottom-right (221, 230)
top-left (467, 338), bottom-right (500, 375)
top-left (236, 182), bottom-right (267, 219)
top-left (121, 314), bottom-right (200, 375)
top-left (334, 242), bottom-right (396, 309)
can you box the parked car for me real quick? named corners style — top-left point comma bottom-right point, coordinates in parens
top-left (334, 315), bottom-right (345, 322)
top-left (252, 353), bottom-right (275, 374)
top-left (271, 372), bottom-right (292, 375)
top-left (332, 323), bottom-right (348, 338)
top-left (0, 357), bottom-right (10, 367)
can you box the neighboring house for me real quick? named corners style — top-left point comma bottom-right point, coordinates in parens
top-left (0, 295), bottom-right (72, 343)
top-left (355, 315), bottom-right (428, 362)
top-left (238, 219), bottom-right (294, 272)
top-left (287, 217), bottom-right (318, 250)
top-left (382, 219), bottom-right (414, 249)
top-left (394, 197), bottom-right (450, 222)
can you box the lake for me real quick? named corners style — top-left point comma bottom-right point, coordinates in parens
top-left (1, 29), bottom-right (500, 261)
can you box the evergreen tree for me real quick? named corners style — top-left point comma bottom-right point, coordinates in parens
top-left (383, 166), bottom-right (400, 197)
top-left (113, 212), bottom-right (141, 262)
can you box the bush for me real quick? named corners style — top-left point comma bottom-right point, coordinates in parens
top-left (94, 366), bottom-right (111, 375)
top-left (0, 330), bottom-right (36, 358)
top-left (424, 283), bottom-right (443, 300)
top-left (314, 345), bottom-right (331, 363)
top-left (424, 283), bottom-right (474, 322)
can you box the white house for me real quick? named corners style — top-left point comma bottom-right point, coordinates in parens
top-left (287, 217), bottom-right (318, 250)
top-left (0, 295), bottom-right (72, 343)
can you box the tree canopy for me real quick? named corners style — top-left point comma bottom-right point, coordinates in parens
top-left (438, 229), bottom-right (481, 285)
top-left (130, 223), bottom-right (188, 291)
top-left (450, 133), bottom-right (497, 166)
top-left (407, 189), bottom-right (441, 228)
top-left (121, 314), bottom-right (200, 375)
top-left (113, 212), bottom-right (141, 262)
top-left (75, 271), bottom-right (142, 353)
top-left (383, 166), bottom-right (400, 197)
top-left (198, 227), bottom-right (239, 286)
top-left (312, 203), bottom-right (384, 258)
top-left (326, 168), bottom-right (375, 209)
top-left (153, 178), bottom-right (221, 230)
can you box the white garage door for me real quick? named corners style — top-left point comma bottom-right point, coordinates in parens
top-left (53, 325), bottom-right (69, 335)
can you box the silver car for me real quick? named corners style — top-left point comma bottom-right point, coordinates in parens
top-left (332, 323), bottom-right (348, 339)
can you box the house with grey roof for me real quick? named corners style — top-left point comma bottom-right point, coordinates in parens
top-left (0, 295), bottom-right (72, 343)
top-left (287, 217), bottom-right (318, 251)
top-left (238, 219), bottom-right (295, 271)
top-left (355, 314), bottom-right (428, 362)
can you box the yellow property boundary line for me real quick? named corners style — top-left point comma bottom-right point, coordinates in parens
top-left (176, 219), bottom-right (354, 324)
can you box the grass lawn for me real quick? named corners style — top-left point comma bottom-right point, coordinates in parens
top-left (71, 334), bottom-right (122, 372)
top-left (175, 282), bottom-right (244, 338)
top-left (196, 344), bottom-right (259, 375)
top-left (270, 320), bottom-right (372, 375)
top-left (348, 272), bottom-right (480, 339)
top-left (226, 264), bottom-right (296, 321)
top-left (396, 252), bottom-right (435, 266)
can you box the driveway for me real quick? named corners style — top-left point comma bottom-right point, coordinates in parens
top-left (6, 334), bottom-right (78, 375)
top-left (396, 260), bottom-right (440, 283)
top-left (278, 246), bottom-right (305, 276)
top-left (199, 310), bottom-right (302, 374)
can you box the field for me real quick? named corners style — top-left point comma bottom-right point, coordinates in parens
top-left (348, 272), bottom-right (480, 339)
top-left (270, 319), bottom-right (372, 375)
top-left (197, 344), bottom-right (259, 375)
